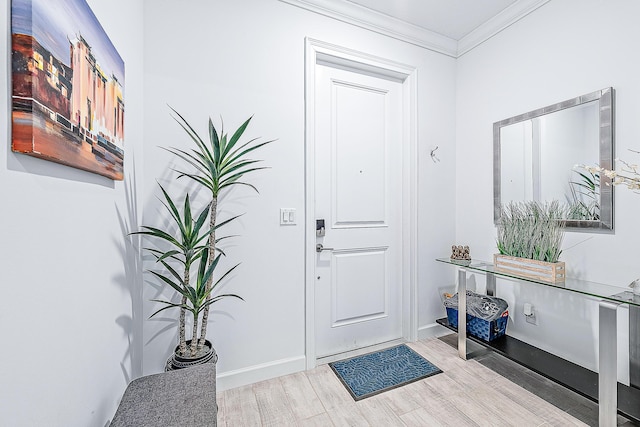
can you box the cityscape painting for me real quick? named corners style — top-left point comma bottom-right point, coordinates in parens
top-left (11, 0), bottom-right (125, 180)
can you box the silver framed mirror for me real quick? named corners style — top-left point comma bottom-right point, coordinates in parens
top-left (494, 87), bottom-right (614, 230)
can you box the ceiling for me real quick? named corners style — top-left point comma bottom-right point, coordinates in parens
top-left (280, 0), bottom-right (550, 57)
top-left (347, 0), bottom-right (518, 40)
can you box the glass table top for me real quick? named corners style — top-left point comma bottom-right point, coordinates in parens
top-left (436, 257), bottom-right (640, 308)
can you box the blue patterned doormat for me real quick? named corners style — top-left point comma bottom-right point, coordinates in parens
top-left (329, 344), bottom-right (442, 400)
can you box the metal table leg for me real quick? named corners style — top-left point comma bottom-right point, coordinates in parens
top-left (486, 272), bottom-right (496, 297)
top-left (458, 269), bottom-right (467, 360)
top-left (599, 300), bottom-right (620, 427)
top-left (630, 304), bottom-right (639, 389)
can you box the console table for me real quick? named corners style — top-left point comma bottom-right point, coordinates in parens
top-left (435, 257), bottom-right (640, 427)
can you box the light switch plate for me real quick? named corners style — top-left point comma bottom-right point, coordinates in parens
top-left (280, 208), bottom-right (296, 225)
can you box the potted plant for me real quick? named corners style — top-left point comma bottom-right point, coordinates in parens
top-left (495, 200), bottom-right (566, 282)
top-left (134, 109), bottom-right (272, 369)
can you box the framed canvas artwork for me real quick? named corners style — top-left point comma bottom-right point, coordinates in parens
top-left (11, 0), bottom-right (125, 180)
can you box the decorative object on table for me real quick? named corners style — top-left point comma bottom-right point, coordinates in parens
top-left (580, 150), bottom-right (640, 191)
top-left (581, 152), bottom-right (640, 287)
top-left (132, 108), bottom-right (273, 371)
top-left (495, 200), bottom-right (566, 282)
top-left (443, 291), bottom-right (509, 342)
top-left (450, 245), bottom-right (471, 261)
top-left (11, 0), bottom-right (125, 180)
top-left (329, 344), bottom-right (441, 401)
top-left (494, 254), bottom-right (565, 283)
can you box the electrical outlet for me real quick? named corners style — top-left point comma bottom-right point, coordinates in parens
top-left (524, 303), bottom-right (537, 325)
top-left (526, 314), bottom-right (537, 325)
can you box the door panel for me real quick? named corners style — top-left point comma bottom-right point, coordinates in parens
top-left (332, 248), bottom-right (387, 326)
top-left (333, 82), bottom-right (387, 225)
top-left (315, 62), bottom-right (403, 358)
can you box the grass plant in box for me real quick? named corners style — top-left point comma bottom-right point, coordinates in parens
top-left (495, 201), bottom-right (566, 282)
top-left (497, 200), bottom-right (565, 262)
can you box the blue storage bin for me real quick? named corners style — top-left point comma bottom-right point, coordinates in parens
top-left (446, 307), bottom-right (508, 342)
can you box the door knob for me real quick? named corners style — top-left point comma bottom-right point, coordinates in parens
top-left (316, 243), bottom-right (334, 253)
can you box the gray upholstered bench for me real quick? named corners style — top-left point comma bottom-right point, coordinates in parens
top-left (110, 362), bottom-right (217, 426)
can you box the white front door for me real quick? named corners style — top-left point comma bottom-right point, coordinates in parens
top-left (314, 62), bottom-right (404, 358)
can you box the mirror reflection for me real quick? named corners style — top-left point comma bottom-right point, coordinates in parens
top-left (494, 88), bottom-right (614, 230)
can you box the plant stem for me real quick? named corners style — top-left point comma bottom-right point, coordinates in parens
top-left (190, 311), bottom-right (199, 356)
top-left (178, 270), bottom-right (189, 356)
top-left (198, 196), bottom-right (217, 350)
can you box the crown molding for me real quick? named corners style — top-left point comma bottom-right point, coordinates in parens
top-left (457, 0), bottom-right (551, 56)
top-left (279, 0), bottom-right (458, 58)
top-left (280, 0), bottom-right (551, 58)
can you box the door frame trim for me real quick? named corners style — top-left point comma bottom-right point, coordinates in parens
top-left (304, 38), bottom-right (418, 369)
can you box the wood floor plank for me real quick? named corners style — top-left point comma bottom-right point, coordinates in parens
top-left (421, 367), bottom-right (473, 395)
top-left (356, 395), bottom-right (406, 426)
top-left (305, 364), bottom-right (353, 410)
top-left (298, 412), bottom-right (334, 426)
top-left (325, 404), bottom-right (370, 427)
top-left (459, 358), bottom-right (502, 383)
top-left (417, 364), bottom-right (515, 427)
top-left (443, 391), bottom-right (514, 427)
top-left (253, 378), bottom-right (297, 426)
top-left (375, 380), bottom-right (425, 416)
top-left (407, 339), bottom-right (466, 371)
top-left (221, 384), bottom-right (261, 426)
top-left (468, 382), bottom-right (545, 427)
top-left (400, 407), bottom-right (446, 426)
top-left (306, 364), bottom-right (369, 426)
top-left (279, 371), bottom-right (326, 421)
top-left (444, 364), bottom-right (496, 393)
top-left (405, 381), bottom-right (479, 426)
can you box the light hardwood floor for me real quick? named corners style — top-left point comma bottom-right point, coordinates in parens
top-left (216, 337), bottom-right (593, 426)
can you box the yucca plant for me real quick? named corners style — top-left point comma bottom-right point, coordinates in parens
top-left (167, 107), bottom-right (274, 352)
top-left (132, 185), bottom-right (241, 357)
top-left (496, 200), bottom-right (565, 263)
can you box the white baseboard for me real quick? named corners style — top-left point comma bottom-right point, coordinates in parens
top-left (216, 355), bottom-right (306, 391)
top-left (216, 325), bottom-right (451, 391)
top-left (418, 322), bottom-right (452, 340)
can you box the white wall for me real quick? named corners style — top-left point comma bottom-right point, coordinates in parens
top-left (141, 0), bottom-right (457, 388)
top-left (456, 0), bottom-right (640, 376)
top-left (0, 0), bottom-right (145, 425)
top-left (3, 0), bottom-right (637, 423)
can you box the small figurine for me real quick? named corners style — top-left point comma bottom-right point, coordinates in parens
top-left (450, 245), bottom-right (471, 261)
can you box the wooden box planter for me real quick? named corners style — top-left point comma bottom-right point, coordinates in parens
top-left (494, 254), bottom-right (565, 283)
